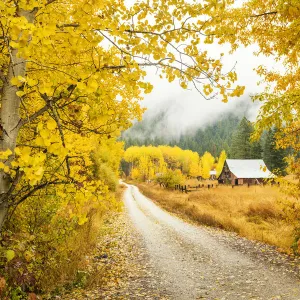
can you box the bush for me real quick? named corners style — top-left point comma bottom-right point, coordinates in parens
top-left (155, 169), bottom-right (184, 188)
top-left (95, 163), bottom-right (118, 191)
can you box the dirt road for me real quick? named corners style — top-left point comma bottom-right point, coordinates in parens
top-left (124, 183), bottom-right (300, 300)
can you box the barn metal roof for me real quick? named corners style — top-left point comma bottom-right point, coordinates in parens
top-left (226, 159), bottom-right (275, 179)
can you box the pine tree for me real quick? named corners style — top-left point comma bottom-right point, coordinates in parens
top-left (263, 129), bottom-right (273, 169)
top-left (230, 117), bottom-right (252, 158)
top-left (250, 140), bottom-right (262, 159)
top-left (230, 117), bottom-right (263, 159)
top-left (263, 128), bottom-right (287, 175)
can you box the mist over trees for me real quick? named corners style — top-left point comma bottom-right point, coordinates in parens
top-left (122, 113), bottom-right (240, 156)
top-left (123, 114), bottom-right (289, 175)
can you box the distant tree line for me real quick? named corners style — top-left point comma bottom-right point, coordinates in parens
top-left (122, 114), bottom-right (289, 175)
top-left (122, 113), bottom-right (240, 156)
top-left (122, 145), bottom-right (227, 186)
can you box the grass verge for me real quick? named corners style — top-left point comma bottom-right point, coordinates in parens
top-left (136, 181), bottom-right (295, 253)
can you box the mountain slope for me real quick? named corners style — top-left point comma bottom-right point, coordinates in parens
top-left (122, 112), bottom-right (240, 157)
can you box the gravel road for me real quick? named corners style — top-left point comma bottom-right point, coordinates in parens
top-left (124, 183), bottom-right (300, 300)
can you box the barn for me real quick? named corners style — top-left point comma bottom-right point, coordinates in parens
top-left (218, 159), bottom-right (275, 186)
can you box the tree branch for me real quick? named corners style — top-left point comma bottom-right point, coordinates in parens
top-left (250, 11), bottom-right (277, 18)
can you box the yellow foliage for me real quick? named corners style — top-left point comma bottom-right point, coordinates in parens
top-left (124, 145), bottom-right (219, 182)
top-left (201, 152), bottom-right (215, 179)
top-left (216, 150), bottom-right (227, 177)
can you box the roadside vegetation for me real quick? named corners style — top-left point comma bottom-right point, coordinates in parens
top-left (136, 180), bottom-right (298, 254)
top-left (0, 141), bottom-right (124, 298)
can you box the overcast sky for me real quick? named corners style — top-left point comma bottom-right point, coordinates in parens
top-left (136, 43), bottom-right (279, 136)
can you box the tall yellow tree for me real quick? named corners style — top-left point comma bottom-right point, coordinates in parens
top-left (216, 150), bottom-right (227, 177)
top-left (0, 0), bottom-right (245, 229)
top-left (201, 152), bottom-right (215, 179)
top-left (124, 146), bottom-right (165, 181)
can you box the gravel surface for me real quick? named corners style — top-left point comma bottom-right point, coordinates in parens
top-left (124, 183), bottom-right (300, 300)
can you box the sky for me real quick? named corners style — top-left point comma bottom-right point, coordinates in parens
top-left (134, 43), bottom-right (278, 137)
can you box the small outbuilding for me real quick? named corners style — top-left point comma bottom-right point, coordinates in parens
top-left (209, 170), bottom-right (217, 180)
top-left (218, 159), bottom-right (275, 186)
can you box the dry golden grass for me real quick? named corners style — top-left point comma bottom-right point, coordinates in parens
top-left (137, 181), bottom-right (295, 253)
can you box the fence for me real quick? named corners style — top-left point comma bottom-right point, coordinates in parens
top-left (174, 183), bottom-right (218, 193)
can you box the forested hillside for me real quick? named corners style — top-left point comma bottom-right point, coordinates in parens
top-left (123, 113), bottom-right (240, 157)
top-left (123, 113), bottom-right (289, 175)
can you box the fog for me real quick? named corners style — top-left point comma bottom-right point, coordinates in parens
top-left (125, 44), bottom-right (278, 139)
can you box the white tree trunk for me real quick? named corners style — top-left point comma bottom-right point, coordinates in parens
top-left (0, 10), bottom-right (35, 230)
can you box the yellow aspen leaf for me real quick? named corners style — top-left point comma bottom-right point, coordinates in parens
top-left (35, 137), bottom-right (45, 146)
top-left (76, 82), bottom-right (86, 90)
top-left (222, 95), bottom-right (228, 103)
top-left (14, 148), bottom-right (21, 156)
top-left (9, 41), bottom-right (19, 48)
top-left (17, 76), bottom-right (26, 82)
top-left (24, 251), bottom-right (34, 262)
top-left (87, 79), bottom-right (98, 93)
top-left (180, 82), bottom-right (188, 89)
top-left (35, 167), bottom-right (44, 176)
top-left (40, 129), bottom-right (50, 139)
top-left (47, 119), bottom-right (57, 130)
top-left (6, 250), bottom-right (15, 262)
top-left (27, 78), bottom-right (38, 86)
top-left (78, 215), bottom-right (88, 225)
top-left (16, 91), bottom-right (25, 97)
top-left (10, 77), bottom-right (21, 86)
top-left (0, 149), bottom-right (13, 160)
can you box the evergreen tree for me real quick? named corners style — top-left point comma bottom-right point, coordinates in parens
top-left (230, 117), bottom-right (252, 158)
top-left (250, 140), bottom-right (263, 159)
top-left (263, 129), bottom-right (273, 169)
top-left (230, 117), bottom-right (263, 159)
top-left (263, 128), bottom-right (287, 175)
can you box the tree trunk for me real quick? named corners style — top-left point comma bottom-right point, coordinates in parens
top-left (0, 10), bottom-right (35, 230)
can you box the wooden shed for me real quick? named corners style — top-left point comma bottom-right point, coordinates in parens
top-left (218, 159), bottom-right (275, 186)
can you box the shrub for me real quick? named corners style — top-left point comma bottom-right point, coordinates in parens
top-left (155, 169), bottom-right (184, 188)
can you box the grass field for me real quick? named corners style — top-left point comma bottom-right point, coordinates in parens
top-left (136, 180), bottom-right (297, 253)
